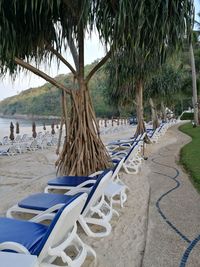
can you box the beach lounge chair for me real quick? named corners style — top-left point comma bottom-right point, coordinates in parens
top-left (2, 136), bottom-right (9, 145)
top-left (27, 140), bottom-right (38, 151)
top-left (37, 139), bottom-right (48, 150)
top-left (44, 158), bottom-right (128, 207)
top-left (107, 133), bottom-right (146, 158)
top-left (0, 193), bottom-right (96, 267)
top-left (0, 145), bottom-right (18, 156)
top-left (21, 134), bottom-right (29, 142)
top-left (14, 135), bottom-right (21, 143)
top-left (7, 170), bottom-right (115, 238)
top-left (89, 158), bottom-right (129, 207)
top-left (146, 123), bottom-right (168, 143)
top-left (111, 140), bottom-right (143, 174)
top-left (106, 133), bottom-right (143, 151)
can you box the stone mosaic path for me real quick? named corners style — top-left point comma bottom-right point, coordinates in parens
top-left (143, 125), bottom-right (200, 267)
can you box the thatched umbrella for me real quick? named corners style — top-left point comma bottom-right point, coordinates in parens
top-left (43, 122), bottom-right (46, 131)
top-left (32, 121), bottom-right (37, 138)
top-left (16, 122), bottom-right (20, 134)
top-left (51, 121), bottom-right (55, 135)
top-left (9, 122), bottom-right (15, 141)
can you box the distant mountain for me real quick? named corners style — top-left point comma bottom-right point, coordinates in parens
top-left (0, 61), bottom-right (117, 118)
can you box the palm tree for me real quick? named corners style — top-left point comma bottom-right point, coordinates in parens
top-left (146, 62), bottom-right (185, 124)
top-left (0, 0), bottom-right (117, 175)
top-left (0, 0), bottom-right (194, 175)
top-left (181, 30), bottom-right (200, 125)
top-left (105, 1), bottom-right (194, 135)
top-left (190, 41), bottom-right (198, 125)
top-left (190, 13), bottom-right (200, 125)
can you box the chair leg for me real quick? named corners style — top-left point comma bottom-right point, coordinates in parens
top-left (123, 162), bottom-right (140, 174)
top-left (40, 226), bottom-right (96, 267)
top-left (78, 215), bottom-right (112, 238)
top-left (74, 234), bottom-right (97, 266)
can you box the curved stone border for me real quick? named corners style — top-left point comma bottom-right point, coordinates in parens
top-left (152, 156), bottom-right (191, 243)
top-left (179, 235), bottom-right (200, 267)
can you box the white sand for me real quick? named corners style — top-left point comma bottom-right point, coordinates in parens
top-left (0, 124), bottom-right (151, 267)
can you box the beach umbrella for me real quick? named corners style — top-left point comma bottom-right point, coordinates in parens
top-left (16, 122), bottom-right (20, 134)
top-left (32, 122), bottom-right (37, 138)
top-left (9, 122), bottom-right (15, 141)
top-left (51, 122), bottom-right (55, 135)
top-left (43, 122), bottom-right (46, 131)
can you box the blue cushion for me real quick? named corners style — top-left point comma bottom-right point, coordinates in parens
top-left (48, 176), bottom-right (96, 188)
top-left (19, 193), bottom-right (82, 211)
top-left (22, 170), bottom-right (111, 215)
top-left (148, 131), bottom-right (154, 138)
top-left (18, 169), bottom-right (110, 215)
top-left (32, 203), bottom-right (69, 256)
top-left (124, 142), bottom-right (139, 160)
top-left (0, 202), bottom-right (74, 256)
top-left (0, 217), bottom-right (48, 255)
top-left (158, 124), bottom-right (164, 132)
top-left (16, 169), bottom-right (111, 229)
top-left (112, 159), bottom-right (120, 164)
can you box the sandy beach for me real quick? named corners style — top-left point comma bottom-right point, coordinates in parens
top-left (0, 122), bottom-right (188, 266)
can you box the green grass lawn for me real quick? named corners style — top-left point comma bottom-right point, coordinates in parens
top-left (179, 123), bottom-right (200, 192)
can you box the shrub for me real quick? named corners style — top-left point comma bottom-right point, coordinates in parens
top-left (180, 112), bottom-right (193, 120)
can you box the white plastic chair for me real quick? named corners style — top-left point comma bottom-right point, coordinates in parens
top-left (1, 193), bottom-right (96, 266)
top-left (7, 170), bottom-right (115, 238)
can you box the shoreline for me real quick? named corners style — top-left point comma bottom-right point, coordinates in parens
top-left (0, 113), bottom-right (61, 121)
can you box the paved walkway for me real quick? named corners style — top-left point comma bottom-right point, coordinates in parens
top-left (143, 124), bottom-right (200, 267)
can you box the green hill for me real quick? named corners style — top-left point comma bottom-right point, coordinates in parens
top-left (0, 61), bottom-right (117, 118)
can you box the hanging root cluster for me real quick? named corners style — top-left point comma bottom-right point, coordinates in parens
top-left (56, 89), bottom-right (112, 176)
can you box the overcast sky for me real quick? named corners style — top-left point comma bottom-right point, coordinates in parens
top-left (0, 32), bottom-right (105, 100)
top-left (0, 1), bottom-right (200, 101)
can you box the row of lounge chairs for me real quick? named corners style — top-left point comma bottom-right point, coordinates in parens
top-left (0, 121), bottom-right (176, 266)
top-left (0, 132), bottom-right (58, 156)
top-left (0, 159), bottom-right (129, 266)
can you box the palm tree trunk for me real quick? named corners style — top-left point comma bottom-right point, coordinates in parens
top-left (161, 101), bottom-right (167, 122)
top-left (149, 98), bottom-right (159, 129)
top-left (135, 79), bottom-right (146, 136)
top-left (56, 27), bottom-right (111, 175)
top-left (56, 88), bottom-right (111, 175)
top-left (189, 43), bottom-right (199, 125)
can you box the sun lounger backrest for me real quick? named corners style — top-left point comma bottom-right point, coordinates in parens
top-left (124, 141), bottom-right (139, 161)
top-left (112, 158), bottom-right (125, 179)
top-left (32, 192), bottom-right (87, 261)
top-left (8, 145), bottom-right (17, 155)
top-left (135, 133), bottom-right (142, 141)
top-left (2, 136), bottom-right (9, 145)
top-left (82, 169), bottom-right (112, 216)
top-left (158, 123), bottom-right (165, 132)
top-left (140, 132), bottom-right (147, 141)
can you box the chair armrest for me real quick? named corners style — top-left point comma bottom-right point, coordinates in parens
top-left (111, 151), bottom-right (128, 157)
top-left (0, 242), bottom-right (30, 254)
top-left (62, 179), bottom-right (96, 196)
top-left (30, 203), bottom-right (65, 222)
top-left (89, 171), bottom-right (103, 177)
